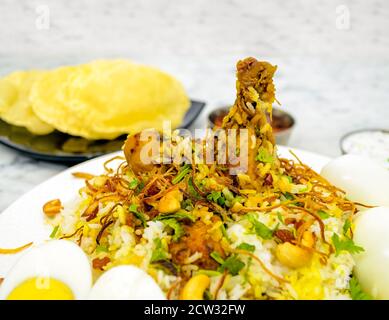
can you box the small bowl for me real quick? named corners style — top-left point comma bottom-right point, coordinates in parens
top-left (340, 128), bottom-right (389, 169)
top-left (208, 106), bottom-right (295, 145)
top-left (340, 128), bottom-right (389, 155)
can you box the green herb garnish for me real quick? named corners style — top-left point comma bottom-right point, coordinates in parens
top-left (128, 204), bottom-right (147, 227)
top-left (282, 192), bottom-right (295, 201)
top-left (247, 214), bottom-right (273, 240)
top-left (219, 255), bottom-right (245, 276)
top-left (237, 243), bottom-right (256, 252)
top-left (210, 251), bottom-right (225, 265)
top-left (197, 269), bottom-right (222, 277)
top-left (150, 238), bottom-right (169, 263)
top-left (343, 219), bottom-right (352, 235)
top-left (172, 164), bottom-right (192, 184)
top-left (349, 276), bottom-right (372, 300)
top-left (207, 191), bottom-right (226, 206)
top-left (255, 147), bottom-right (274, 163)
top-left (332, 233), bottom-right (364, 256)
top-left (96, 245), bottom-right (108, 253)
top-left (128, 179), bottom-right (139, 189)
top-left (50, 225), bottom-right (59, 239)
top-left (162, 218), bottom-right (184, 242)
top-left (317, 210), bottom-right (330, 219)
top-left (277, 212), bottom-right (285, 224)
top-left (188, 177), bottom-right (201, 199)
top-left (154, 210), bottom-right (195, 222)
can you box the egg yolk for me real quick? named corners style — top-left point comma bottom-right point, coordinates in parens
top-left (7, 277), bottom-right (74, 300)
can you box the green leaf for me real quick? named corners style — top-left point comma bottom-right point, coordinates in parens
top-left (172, 164), bottom-right (192, 184)
top-left (162, 219), bottom-right (184, 242)
top-left (222, 188), bottom-right (235, 202)
top-left (210, 251), bottom-right (225, 265)
top-left (188, 177), bottom-right (201, 200)
top-left (50, 225), bottom-right (59, 239)
top-left (317, 210), bottom-right (330, 219)
top-left (277, 212), bottom-right (285, 224)
top-left (247, 214), bottom-right (273, 240)
top-left (206, 191), bottom-right (226, 206)
top-left (255, 147), bottom-right (274, 163)
top-left (128, 179), bottom-right (139, 189)
top-left (96, 245), bottom-right (108, 253)
top-left (150, 238), bottom-right (169, 263)
top-left (332, 233), bottom-right (364, 256)
top-left (219, 255), bottom-right (245, 276)
top-left (349, 276), bottom-right (372, 300)
top-left (237, 243), bottom-right (256, 252)
top-left (197, 269), bottom-right (222, 277)
top-left (128, 204), bottom-right (147, 227)
top-left (220, 223), bottom-right (230, 242)
top-left (343, 219), bottom-right (352, 235)
top-left (282, 192), bottom-right (294, 201)
top-left (154, 210), bottom-right (195, 222)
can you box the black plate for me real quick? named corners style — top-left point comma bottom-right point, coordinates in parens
top-left (0, 100), bottom-right (205, 164)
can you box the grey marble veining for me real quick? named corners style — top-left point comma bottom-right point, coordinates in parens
top-left (0, 0), bottom-right (389, 212)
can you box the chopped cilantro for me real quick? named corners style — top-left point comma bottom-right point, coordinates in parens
top-left (220, 223), bottom-right (230, 242)
top-left (277, 212), bottom-right (285, 224)
top-left (154, 210), bottom-right (195, 222)
top-left (96, 245), bottom-right (108, 253)
top-left (150, 238), bottom-right (169, 263)
top-left (282, 192), bottom-right (294, 201)
top-left (332, 233), bottom-right (364, 256)
top-left (343, 219), bottom-right (352, 235)
top-left (197, 269), bottom-right (222, 277)
top-left (317, 210), bottom-right (330, 219)
top-left (128, 179), bottom-right (139, 189)
top-left (210, 251), bottom-right (225, 265)
top-left (237, 243), bottom-right (256, 252)
top-left (172, 164), bottom-right (192, 184)
top-left (207, 191), bottom-right (226, 206)
top-left (255, 147), bottom-right (274, 163)
top-left (162, 218), bottom-right (184, 242)
top-left (219, 255), bottom-right (245, 276)
top-left (128, 204), bottom-right (147, 227)
top-left (50, 225), bottom-right (59, 239)
top-left (247, 214), bottom-right (273, 240)
top-left (349, 276), bottom-right (372, 300)
top-left (222, 188), bottom-right (235, 202)
top-left (188, 177), bottom-right (201, 199)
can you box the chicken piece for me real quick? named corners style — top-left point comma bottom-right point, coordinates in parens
top-left (123, 132), bottom-right (159, 174)
top-left (221, 57), bottom-right (280, 189)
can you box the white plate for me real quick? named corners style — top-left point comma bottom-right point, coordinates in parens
top-left (0, 146), bottom-right (330, 278)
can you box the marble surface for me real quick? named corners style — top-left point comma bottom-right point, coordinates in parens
top-left (0, 0), bottom-right (389, 212)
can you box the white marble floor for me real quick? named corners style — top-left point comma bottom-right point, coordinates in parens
top-left (0, 0), bottom-right (388, 211)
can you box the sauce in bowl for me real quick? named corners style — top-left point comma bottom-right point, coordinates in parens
top-left (341, 129), bottom-right (389, 169)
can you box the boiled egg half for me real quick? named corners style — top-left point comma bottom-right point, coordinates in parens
top-left (321, 154), bottom-right (389, 206)
top-left (88, 265), bottom-right (166, 300)
top-left (0, 240), bottom-right (92, 300)
top-left (353, 207), bottom-right (389, 299)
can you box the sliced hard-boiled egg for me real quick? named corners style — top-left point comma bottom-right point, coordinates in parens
top-left (88, 265), bottom-right (166, 300)
top-left (0, 240), bottom-right (92, 300)
top-left (321, 154), bottom-right (389, 206)
top-left (353, 207), bottom-right (389, 299)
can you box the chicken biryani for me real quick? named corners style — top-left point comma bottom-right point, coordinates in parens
top-left (40, 57), bottom-right (370, 300)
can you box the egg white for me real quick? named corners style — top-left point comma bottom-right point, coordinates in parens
top-left (88, 265), bottom-right (166, 300)
top-left (353, 207), bottom-right (389, 299)
top-left (321, 154), bottom-right (389, 206)
top-left (0, 240), bottom-right (92, 299)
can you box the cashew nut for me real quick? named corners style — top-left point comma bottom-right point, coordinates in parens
top-left (275, 242), bottom-right (312, 269)
top-left (158, 189), bottom-right (183, 214)
top-left (180, 274), bottom-right (210, 300)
